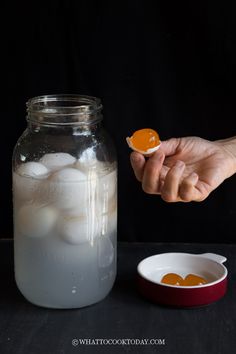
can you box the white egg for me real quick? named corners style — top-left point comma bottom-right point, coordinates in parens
top-left (98, 236), bottom-right (115, 268)
top-left (40, 153), bottom-right (76, 171)
top-left (41, 167), bottom-right (88, 214)
top-left (16, 204), bottom-right (58, 238)
top-left (13, 162), bottom-right (49, 202)
top-left (17, 161), bottom-right (49, 177)
top-left (51, 167), bottom-right (86, 182)
top-left (58, 214), bottom-right (99, 245)
top-left (13, 173), bottom-right (37, 202)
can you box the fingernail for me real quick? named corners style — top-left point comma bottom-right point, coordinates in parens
top-left (190, 172), bottom-right (198, 179)
top-left (131, 153), bottom-right (141, 163)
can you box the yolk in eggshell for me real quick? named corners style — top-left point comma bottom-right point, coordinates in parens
top-left (127, 128), bottom-right (160, 153)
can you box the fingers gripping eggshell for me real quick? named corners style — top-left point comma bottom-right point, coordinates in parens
top-left (40, 153), bottom-right (76, 171)
top-left (16, 204), bottom-right (58, 238)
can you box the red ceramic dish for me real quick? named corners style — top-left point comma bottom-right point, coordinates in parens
top-left (137, 253), bottom-right (228, 307)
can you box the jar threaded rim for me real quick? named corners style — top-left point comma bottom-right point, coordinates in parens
top-left (26, 94), bottom-right (103, 126)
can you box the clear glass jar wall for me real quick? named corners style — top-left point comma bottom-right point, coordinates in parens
top-left (12, 95), bottom-right (117, 308)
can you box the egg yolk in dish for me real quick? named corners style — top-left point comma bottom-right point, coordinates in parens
top-left (161, 273), bottom-right (207, 286)
top-left (161, 273), bottom-right (184, 286)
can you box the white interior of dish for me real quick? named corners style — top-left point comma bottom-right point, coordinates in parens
top-left (137, 252), bottom-right (228, 288)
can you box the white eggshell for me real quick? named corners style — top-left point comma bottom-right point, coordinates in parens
top-left (59, 214), bottom-right (99, 245)
top-left (13, 162), bottom-right (49, 202)
top-left (40, 153), bottom-right (76, 171)
top-left (44, 168), bottom-right (89, 212)
top-left (17, 162), bottom-right (49, 177)
top-left (16, 204), bottom-right (58, 238)
top-left (98, 236), bottom-right (115, 268)
top-left (51, 167), bottom-right (86, 182)
top-left (13, 173), bottom-right (38, 202)
top-left (126, 136), bottom-right (161, 155)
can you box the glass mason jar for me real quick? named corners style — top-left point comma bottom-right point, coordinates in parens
top-left (12, 94), bottom-right (117, 309)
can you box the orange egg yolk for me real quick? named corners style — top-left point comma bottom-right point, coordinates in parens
top-left (183, 274), bottom-right (207, 286)
top-left (129, 128), bottom-right (160, 152)
top-left (161, 273), bottom-right (184, 286)
top-left (161, 273), bottom-right (208, 286)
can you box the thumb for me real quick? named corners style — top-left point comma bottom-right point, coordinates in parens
top-left (159, 137), bottom-right (181, 156)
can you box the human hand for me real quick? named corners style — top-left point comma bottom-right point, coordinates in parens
top-left (130, 136), bottom-right (236, 202)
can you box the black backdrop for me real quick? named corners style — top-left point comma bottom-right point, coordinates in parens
top-left (2, 0), bottom-right (236, 242)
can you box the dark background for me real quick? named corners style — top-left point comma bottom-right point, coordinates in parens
top-left (2, 0), bottom-right (236, 242)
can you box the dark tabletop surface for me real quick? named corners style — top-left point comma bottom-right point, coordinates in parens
top-left (0, 240), bottom-right (235, 354)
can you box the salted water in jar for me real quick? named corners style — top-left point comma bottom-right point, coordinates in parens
top-left (12, 95), bottom-right (117, 308)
